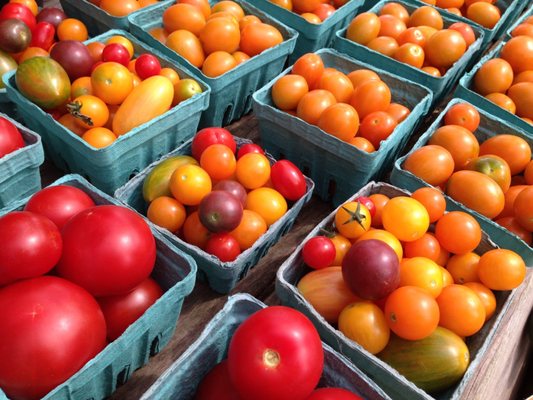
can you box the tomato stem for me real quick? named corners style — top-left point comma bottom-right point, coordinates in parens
top-left (340, 202), bottom-right (367, 229)
top-left (263, 349), bottom-right (280, 369)
top-left (67, 101), bottom-right (94, 126)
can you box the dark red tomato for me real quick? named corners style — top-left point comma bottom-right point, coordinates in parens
top-left (101, 43), bottom-right (130, 66)
top-left (237, 143), bottom-right (265, 159)
top-left (195, 360), bottom-right (241, 400)
top-left (36, 7), bottom-right (67, 29)
top-left (205, 233), bottom-right (241, 262)
top-left (97, 277), bottom-right (163, 341)
top-left (0, 276), bottom-right (106, 400)
top-left (355, 196), bottom-right (376, 217)
top-left (24, 185), bottom-right (96, 230)
top-left (0, 2), bottom-right (36, 31)
top-left (191, 127), bottom-right (237, 160)
top-left (228, 306), bottom-right (324, 400)
top-left (57, 205), bottom-right (156, 297)
top-left (135, 53), bottom-right (161, 80)
top-left (0, 211), bottom-right (62, 287)
top-left (270, 159), bottom-right (307, 201)
top-left (199, 190), bottom-right (244, 233)
top-left (306, 388), bottom-right (363, 400)
top-left (30, 21), bottom-right (55, 50)
top-left (213, 179), bottom-right (247, 206)
top-left (0, 116), bottom-right (24, 158)
top-left (302, 235), bottom-right (336, 269)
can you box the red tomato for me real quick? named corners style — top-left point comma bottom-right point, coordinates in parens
top-left (24, 185), bottom-right (96, 230)
top-left (57, 205), bottom-right (156, 297)
top-left (0, 211), bottom-right (62, 287)
top-left (306, 388), bottom-right (363, 400)
top-left (354, 196), bottom-right (376, 217)
top-left (0, 276), bottom-right (106, 400)
top-left (196, 360), bottom-right (241, 400)
top-left (0, 2), bottom-right (36, 31)
top-left (30, 21), bottom-right (55, 50)
top-left (237, 143), bottom-right (265, 159)
top-left (191, 127), bottom-right (237, 160)
top-left (205, 233), bottom-right (241, 262)
top-left (270, 159), bottom-right (307, 201)
top-left (101, 43), bottom-right (131, 66)
top-left (302, 235), bottom-right (336, 269)
top-left (135, 53), bottom-right (161, 80)
top-left (0, 116), bottom-right (24, 158)
top-left (228, 306), bottom-right (324, 400)
top-left (97, 277), bottom-right (163, 341)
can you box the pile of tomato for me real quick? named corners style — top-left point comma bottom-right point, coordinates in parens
top-left (195, 304), bottom-right (365, 400)
top-left (271, 52), bottom-right (412, 152)
top-left (421, 0), bottom-right (503, 29)
top-left (403, 101), bottom-right (533, 244)
top-left (297, 186), bottom-right (526, 392)
top-left (14, 31), bottom-right (204, 148)
top-left (267, 0), bottom-right (349, 24)
top-left (345, 3), bottom-right (476, 76)
top-left (147, 0), bottom-right (284, 77)
top-left (472, 35), bottom-right (533, 123)
top-left (0, 184), bottom-right (164, 400)
top-left (142, 127), bottom-right (308, 262)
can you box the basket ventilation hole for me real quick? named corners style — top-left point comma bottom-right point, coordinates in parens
top-left (150, 335), bottom-right (161, 356)
top-left (243, 94), bottom-right (253, 113)
top-left (116, 365), bottom-right (131, 387)
top-left (222, 104), bottom-right (234, 126)
top-left (129, 169), bottom-right (140, 181)
top-left (327, 179), bottom-right (337, 202)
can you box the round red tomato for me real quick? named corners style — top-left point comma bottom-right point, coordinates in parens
top-left (0, 211), bottom-right (62, 287)
top-left (306, 388), bottom-right (363, 400)
top-left (24, 184), bottom-right (96, 230)
top-left (101, 43), bottom-right (130, 66)
top-left (205, 233), bottom-right (241, 262)
top-left (354, 196), bottom-right (376, 217)
top-left (195, 360), bottom-right (241, 400)
top-left (191, 127), bottom-right (237, 160)
top-left (228, 305), bottom-right (324, 400)
top-left (97, 277), bottom-right (163, 341)
top-left (237, 143), bottom-right (265, 159)
top-left (57, 205), bottom-right (156, 296)
top-left (0, 276), bottom-right (106, 400)
top-left (270, 159), bottom-right (307, 201)
top-left (0, 116), bottom-right (24, 158)
top-left (135, 53), bottom-right (161, 80)
top-left (302, 235), bottom-right (336, 269)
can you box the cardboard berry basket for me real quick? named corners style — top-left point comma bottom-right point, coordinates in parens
top-left (128, 0), bottom-right (297, 127)
top-left (0, 173), bottom-right (197, 400)
top-left (0, 112), bottom-right (44, 208)
top-left (456, 39), bottom-right (533, 136)
top-left (2, 29), bottom-right (210, 196)
top-left (114, 136), bottom-right (314, 294)
top-left (334, 0), bottom-right (485, 104)
top-left (59, 0), bottom-right (174, 36)
top-left (505, 3), bottom-right (533, 40)
top-left (139, 293), bottom-right (392, 400)
top-left (276, 180), bottom-right (527, 400)
top-left (246, 0), bottom-right (364, 62)
top-left (402, 0), bottom-right (528, 46)
top-left (252, 48), bottom-right (432, 207)
top-left (391, 98), bottom-right (533, 264)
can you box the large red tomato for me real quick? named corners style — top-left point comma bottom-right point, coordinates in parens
top-left (24, 185), bottom-right (96, 230)
top-left (0, 2), bottom-right (37, 31)
top-left (227, 306), bottom-right (324, 400)
top-left (0, 117), bottom-right (24, 158)
top-left (56, 205), bottom-right (156, 296)
top-left (0, 276), bottom-right (107, 400)
top-left (97, 277), bottom-right (163, 341)
top-left (0, 211), bottom-right (62, 287)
